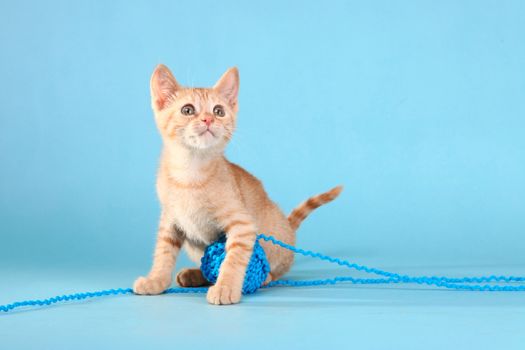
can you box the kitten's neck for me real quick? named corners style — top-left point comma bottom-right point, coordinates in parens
top-left (162, 143), bottom-right (224, 184)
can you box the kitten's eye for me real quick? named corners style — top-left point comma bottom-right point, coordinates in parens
top-left (213, 105), bottom-right (225, 117)
top-left (181, 104), bottom-right (195, 116)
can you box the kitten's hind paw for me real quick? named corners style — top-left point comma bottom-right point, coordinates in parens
top-left (176, 268), bottom-right (211, 287)
top-left (133, 276), bottom-right (171, 295)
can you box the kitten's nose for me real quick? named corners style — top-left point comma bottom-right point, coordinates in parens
top-left (201, 114), bottom-right (213, 127)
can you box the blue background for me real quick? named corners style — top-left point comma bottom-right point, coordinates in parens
top-left (1, 0), bottom-right (524, 349)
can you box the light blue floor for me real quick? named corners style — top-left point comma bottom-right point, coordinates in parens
top-left (2, 262), bottom-right (525, 349)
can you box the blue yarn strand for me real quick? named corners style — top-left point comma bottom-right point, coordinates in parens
top-left (257, 234), bottom-right (525, 292)
top-left (2, 233), bottom-right (524, 313)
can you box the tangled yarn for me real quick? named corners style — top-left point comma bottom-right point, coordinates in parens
top-left (2, 233), bottom-right (525, 313)
top-left (200, 236), bottom-right (270, 294)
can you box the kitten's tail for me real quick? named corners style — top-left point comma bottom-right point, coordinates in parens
top-left (288, 185), bottom-right (343, 231)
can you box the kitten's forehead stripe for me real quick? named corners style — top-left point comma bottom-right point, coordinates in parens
top-left (177, 88), bottom-right (222, 113)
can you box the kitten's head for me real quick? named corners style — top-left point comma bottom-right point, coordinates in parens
top-left (150, 64), bottom-right (239, 151)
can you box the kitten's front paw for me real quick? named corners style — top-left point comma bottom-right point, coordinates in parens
top-left (206, 283), bottom-right (242, 305)
top-left (133, 276), bottom-right (171, 295)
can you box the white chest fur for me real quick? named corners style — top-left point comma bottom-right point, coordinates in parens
top-left (166, 189), bottom-right (221, 246)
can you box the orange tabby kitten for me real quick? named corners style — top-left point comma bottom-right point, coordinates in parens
top-left (133, 65), bottom-right (342, 304)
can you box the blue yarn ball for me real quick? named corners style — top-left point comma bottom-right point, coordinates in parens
top-left (200, 236), bottom-right (270, 294)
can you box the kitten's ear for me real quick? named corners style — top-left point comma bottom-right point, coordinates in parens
top-left (150, 64), bottom-right (179, 110)
top-left (213, 67), bottom-right (239, 108)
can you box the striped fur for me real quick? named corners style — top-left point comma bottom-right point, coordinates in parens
top-left (288, 186), bottom-right (343, 231)
top-left (133, 65), bottom-right (342, 305)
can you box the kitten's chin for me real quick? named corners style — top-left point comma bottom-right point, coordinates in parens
top-left (180, 132), bottom-right (225, 151)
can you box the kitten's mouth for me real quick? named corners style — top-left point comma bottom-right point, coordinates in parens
top-left (199, 129), bottom-right (215, 137)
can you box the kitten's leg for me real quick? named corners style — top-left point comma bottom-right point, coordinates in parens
top-left (207, 208), bottom-right (257, 305)
top-left (262, 272), bottom-right (274, 286)
top-left (133, 212), bottom-right (182, 295)
top-left (176, 268), bottom-right (211, 287)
